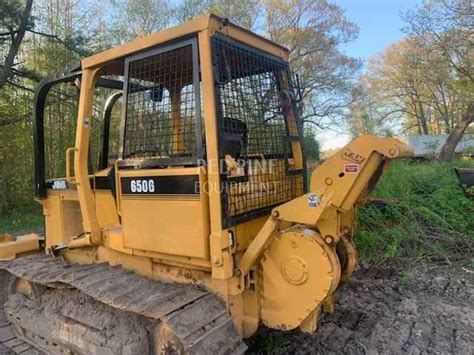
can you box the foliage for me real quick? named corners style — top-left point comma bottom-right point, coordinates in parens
top-left (0, 0), bottom-right (98, 214)
top-left (320, 147), bottom-right (340, 160)
top-left (348, 0), bottom-right (473, 161)
top-left (0, 205), bottom-right (43, 234)
top-left (107, 0), bottom-right (173, 44)
top-left (347, 79), bottom-right (380, 137)
top-left (249, 332), bottom-right (288, 353)
top-left (0, 0), bottom-right (33, 32)
top-left (303, 131), bottom-right (320, 161)
top-left (177, 0), bottom-right (362, 130)
top-left (0, 0), bottom-right (360, 214)
top-left (355, 159), bottom-right (474, 267)
top-left (264, 0), bottom-right (361, 130)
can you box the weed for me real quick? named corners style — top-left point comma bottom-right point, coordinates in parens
top-left (254, 333), bottom-right (288, 353)
top-left (355, 159), bottom-right (474, 267)
top-left (398, 271), bottom-right (413, 285)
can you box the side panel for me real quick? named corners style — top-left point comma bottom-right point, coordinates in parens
top-left (94, 191), bottom-right (120, 228)
top-left (40, 190), bottom-right (83, 248)
top-left (119, 168), bottom-right (210, 259)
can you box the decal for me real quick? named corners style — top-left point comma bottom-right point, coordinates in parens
top-left (343, 148), bottom-right (365, 163)
top-left (344, 164), bottom-right (359, 173)
top-left (52, 180), bottom-right (67, 189)
top-left (121, 175), bottom-right (199, 195)
top-left (307, 193), bottom-right (320, 208)
top-left (130, 179), bottom-right (155, 193)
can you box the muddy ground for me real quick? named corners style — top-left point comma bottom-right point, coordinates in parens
top-left (0, 242), bottom-right (472, 354)
top-left (1, 266), bottom-right (473, 354)
top-left (248, 265), bottom-right (474, 354)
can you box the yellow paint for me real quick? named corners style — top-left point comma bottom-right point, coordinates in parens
top-left (260, 227), bottom-right (340, 330)
top-left (299, 309), bottom-right (319, 334)
top-left (0, 234), bottom-right (39, 261)
top-left (82, 14), bottom-right (288, 70)
top-left (23, 14), bottom-right (414, 341)
top-left (74, 67), bottom-right (102, 245)
top-left (118, 167), bottom-right (209, 259)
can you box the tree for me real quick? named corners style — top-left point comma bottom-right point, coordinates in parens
top-left (347, 79), bottom-right (378, 137)
top-left (403, 0), bottom-right (474, 161)
top-left (0, 0), bottom-right (361, 213)
top-left (174, 0), bottom-right (260, 29)
top-left (174, 0), bottom-right (215, 23)
top-left (354, 30), bottom-right (472, 151)
top-left (0, 0), bottom-right (34, 90)
top-left (210, 0), bottom-right (260, 29)
top-left (173, 0), bottom-right (361, 138)
top-left (0, 0), bottom-right (106, 213)
top-left (303, 131), bottom-right (320, 161)
top-left (264, 0), bottom-right (361, 130)
top-left (362, 38), bottom-right (435, 136)
top-left (108, 0), bottom-right (172, 44)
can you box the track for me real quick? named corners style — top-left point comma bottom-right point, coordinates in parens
top-left (0, 271), bottom-right (42, 355)
top-left (0, 316), bottom-right (42, 354)
top-left (0, 254), bottom-right (246, 354)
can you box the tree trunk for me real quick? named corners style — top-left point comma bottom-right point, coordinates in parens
top-left (438, 104), bottom-right (474, 162)
top-left (0, 0), bottom-right (34, 89)
top-left (416, 101), bottom-right (429, 134)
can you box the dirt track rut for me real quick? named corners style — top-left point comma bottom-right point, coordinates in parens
top-left (1, 263), bottom-right (472, 354)
top-left (249, 266), bottom-right (474, 354)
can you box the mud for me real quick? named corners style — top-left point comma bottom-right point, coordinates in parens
top-left (4, 288), bottom-right (151, 354)
top-left (249, 266), bottom-right (474, 354)
top-left (0, 255), bottom-right (245, 354)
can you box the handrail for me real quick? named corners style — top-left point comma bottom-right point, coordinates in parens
top-left (65, 147), bottom-right (77, 184)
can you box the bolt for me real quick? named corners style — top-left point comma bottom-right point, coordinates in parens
top-left (325, 177), bottom-right (333, 185)
top-left (234, 269), bottom-right (242, 277)
top-left (272, 210), bottom-right (280, 218)
top-left (340, 226), bottom-right (351, 234)
top-left (324, 235), bottom-right (334, 245)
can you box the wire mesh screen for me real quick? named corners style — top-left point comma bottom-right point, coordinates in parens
top-left (212, 35), bottom-right (304, 227)
top-left (122, 43), bottom-right (199, 163)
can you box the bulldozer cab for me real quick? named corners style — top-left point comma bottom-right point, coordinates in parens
top-left (33, 14), bottom-right (305, 262)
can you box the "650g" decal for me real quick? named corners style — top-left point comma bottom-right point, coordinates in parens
top-left (130, 179), bottom-right (155, 193)
top-left (120, 175), bottom-right (200, 195)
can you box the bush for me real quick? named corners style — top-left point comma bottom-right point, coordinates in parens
top-left (355, 159), bottom-right (474, 267)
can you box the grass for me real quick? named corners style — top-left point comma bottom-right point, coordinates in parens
top-left (249, 332), bottom-right (288, 353)
top-left (1, 159), bottom-right (472, 269)
top-left (355, 159), bottom-right (474, 268)
top-left (0, 204), bottom-right (43, 235)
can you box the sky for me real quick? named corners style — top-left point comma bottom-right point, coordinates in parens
top-left (319, 0), bottom-right (423, 151)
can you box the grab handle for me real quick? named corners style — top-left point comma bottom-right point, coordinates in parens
top-left (66, 147), bottom-right (77, 184)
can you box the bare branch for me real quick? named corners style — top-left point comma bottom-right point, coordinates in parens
top-left (26, 29), bottom-right (84, 57)
top-left (0, 0), bottom-right (33, 89)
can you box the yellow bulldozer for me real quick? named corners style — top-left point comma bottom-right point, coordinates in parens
top-left (0, 14), bottom-right (412, 354)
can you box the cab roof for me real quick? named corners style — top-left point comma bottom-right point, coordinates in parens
top-left (82, 13), bottom-right (289, 70)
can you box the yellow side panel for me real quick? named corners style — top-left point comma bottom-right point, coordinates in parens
top-left (42, 194), bottom-right (63, 248)
top-left (122, 197), bottom-right (208, 259)
top-left (41, 190), bottom-right (83, 248)
top-left (95, 191), bottom-right (120, 228)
